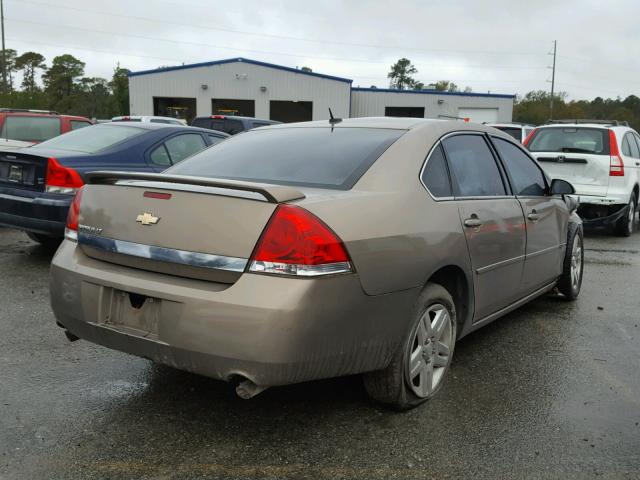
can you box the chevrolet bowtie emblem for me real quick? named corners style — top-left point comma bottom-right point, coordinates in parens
top-left (136, 212), bottom-right (160, 225)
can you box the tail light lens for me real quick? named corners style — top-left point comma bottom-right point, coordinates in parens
top-left (523, 128), bottom-right (537, 147)
top-left (46, 158), bottom-right (84, 193)
top-left (64, 186), bottom-right (84, 241)
top-left (608, 130), bottom-right (624, 176)
top-left (248, 205), bottom-right (353, 277)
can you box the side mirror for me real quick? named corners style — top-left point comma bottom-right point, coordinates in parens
top-left (550, 178), bottom-right (575, 195)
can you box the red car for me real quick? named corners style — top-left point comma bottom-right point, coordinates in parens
top-left (0, 109), bottom-right (93, 144)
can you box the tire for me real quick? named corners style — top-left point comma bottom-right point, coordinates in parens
top-left (613, 194), bottom-right (635, 237)
top-left (26, 232), bottom-right (62, 250)
top-left (557, 222), bottom-right (584, 301)
top-left (363, 283), bottom-right (457, 411)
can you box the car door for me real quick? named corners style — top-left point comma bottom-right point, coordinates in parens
top-left (441, 133), bottom-right (526, 321)
top-left (491, 136), bottom-right (567, 293)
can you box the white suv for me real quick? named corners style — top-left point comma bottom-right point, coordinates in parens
top-left (525, 120), bottom-right (639, 236)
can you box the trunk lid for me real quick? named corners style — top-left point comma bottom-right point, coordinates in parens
top-left (0, 151), bottom-right (48, 192)
top-left (533, 151), bottom-right (610, 196)
top-left (77, 172), bottom-right (306, 283)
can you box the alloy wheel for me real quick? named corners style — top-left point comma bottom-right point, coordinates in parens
top-left (406, 304), bottom-right (453, 398)
top-left (570, 234), bottom-right (583, 290)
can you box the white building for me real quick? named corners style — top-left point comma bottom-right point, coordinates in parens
top-left (128, 57), bottom-right (352, 124)
top-left (350, 88), bottom-right (514, 123)
top-left (128, 57), bottom-right (514, 124)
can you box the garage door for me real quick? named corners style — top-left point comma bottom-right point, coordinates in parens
top-left (458, 108), bottom-right (499, 123)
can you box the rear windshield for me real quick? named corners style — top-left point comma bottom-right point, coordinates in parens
top-left (30, 124), bottom-right (145, 154)
top-left (528, 127), bottom-right (609, 154)
top-left (493, 126), bottom-right (521, 141)
top-left (1, 116), bottom-right (61, 142)
top-left (167, 127), bottom-right (405, 189)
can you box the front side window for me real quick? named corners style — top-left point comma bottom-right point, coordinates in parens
top-left (421, 144), bottom-right (452, 197)
top-left (1, 116), bottom-right (61, 142)
top-left (30, 124), bottom-right (144, 153)
top-left (493, 137), bottom-right (546, 196)
top-left (164, 133), bottom-right (206, 164)
top-left (442, 134), bottom-right (506, 197)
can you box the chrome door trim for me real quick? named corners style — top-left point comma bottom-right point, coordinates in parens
top-left (476, 254), bottom-right (526, 275)
top-left (526, 243), bottom-right (564, 260)
top-left (78, 233), bottom-right (248, 272)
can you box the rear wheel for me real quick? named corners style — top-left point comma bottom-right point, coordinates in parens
top-left (363, 283), bottom-right (456, 410)
top-left (557, 222), bottom-right (584, 301)
top-left (613, 194), bottom-right (635, 237)
top-left (26, 232), bottom-right (62, 250)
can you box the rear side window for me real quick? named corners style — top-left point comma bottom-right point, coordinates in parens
top-left (493, 126), bottom-right (521, 141)
top-left (164, 133), bottom-right (206, 164)
top-left (624, 133), bottom-right (640, 158)
top-left (421, 144), bottom-right (452, 197)
top-left (493, 137), bottom-right (546, 196)
top-left (167, 127), bottom-right (405, 189)
top-left (1, 116), bottom-right (61, 142)
top-left (70, 120), bottom-right (91, 130)
top-left (207, 134), bottom-right (225, 145)
top-left (442, 134), bottom-right (506, 197)
top-left (527, 127), bottom-right (608, 154)
top-left (30, 125), bottom-right (144, 153)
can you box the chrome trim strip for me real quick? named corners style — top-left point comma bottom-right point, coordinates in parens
top-left (526, 244), bottom-right (563, 260)
top-left (78, 233), bottom-right (248, 272)
top-left (476, 254), bottom-right (525, 275)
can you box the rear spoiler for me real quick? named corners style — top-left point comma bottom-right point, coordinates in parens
top-left (86, 171), bottom-right (305, 204)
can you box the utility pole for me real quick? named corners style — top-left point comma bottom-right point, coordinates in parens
top-left (1, 0), bottom-right (6, 92)
top-left (549, 40), bottom-right (557, 119)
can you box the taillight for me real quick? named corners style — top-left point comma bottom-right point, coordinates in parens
top-left (64, 186), bottom-right (84, 241)
top-left (608, 130), bottom-right (624, 176)
top-left (523, 128), bottom-right (537, 147)
top-left (46, 158), bottom-right (84, 193)
top-left (248, 205), bottom-right (353, 277)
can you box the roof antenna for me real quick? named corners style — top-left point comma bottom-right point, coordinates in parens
top-left (328, 108), bottom-right (342, 126)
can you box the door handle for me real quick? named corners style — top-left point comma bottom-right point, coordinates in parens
top-left (464, 215), bottom-right (483, 228)
top-left (527, 210), bottom-right (540, 222)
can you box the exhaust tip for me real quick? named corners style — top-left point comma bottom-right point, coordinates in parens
top-left (235, 379), bottom-right (268, 399)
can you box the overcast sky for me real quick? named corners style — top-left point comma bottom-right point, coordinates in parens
top-left (6, 0), bottom-right (640, 99)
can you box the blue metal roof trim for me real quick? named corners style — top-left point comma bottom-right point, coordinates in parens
top-left (350, 87), bottom-right (515, 99)
top-left (128, 57), bottom-right (353, 84)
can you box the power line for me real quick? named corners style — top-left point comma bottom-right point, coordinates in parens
top-left (8, 18), bottom-right (549, 70)
top-left (11, 0), bottom-right (548, 58)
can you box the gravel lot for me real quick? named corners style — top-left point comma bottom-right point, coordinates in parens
top-left (1, 226), bottom-right (639, 479)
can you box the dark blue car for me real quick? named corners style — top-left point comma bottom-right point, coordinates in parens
top-left (0, 122), bottom-right (228, 245)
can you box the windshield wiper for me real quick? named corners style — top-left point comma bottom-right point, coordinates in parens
top-left (560, 147), bottom-right (596, 153)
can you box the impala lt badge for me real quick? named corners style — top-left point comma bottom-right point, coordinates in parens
top-left (136, 212), bottom-right (160, 225)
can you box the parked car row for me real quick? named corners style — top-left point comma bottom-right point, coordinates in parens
top-left (3, 111), bottom-right (638, 410)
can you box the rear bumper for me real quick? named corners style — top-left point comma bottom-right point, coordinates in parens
top-left (576, 198), bottom-right (630, 227)
top-left (0, 187), bottom-right (71, 236)
top-left (50, 241), bottom-right (417, 387)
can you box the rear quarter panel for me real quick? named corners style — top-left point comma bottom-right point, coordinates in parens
top-left (301, 124), bottom-right (473, 298)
